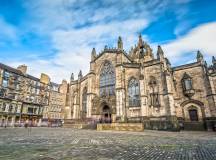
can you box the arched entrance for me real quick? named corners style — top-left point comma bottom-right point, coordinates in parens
top-left (102, 105), bottom-right (112, 123)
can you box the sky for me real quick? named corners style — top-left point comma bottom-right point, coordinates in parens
top-left (0, 0), bottom-right (216, 83)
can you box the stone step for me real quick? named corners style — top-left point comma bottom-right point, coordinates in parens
top-left (63, 123), bottom-right (96, 129)
top-left (97, 123), bottom-right (144, 132)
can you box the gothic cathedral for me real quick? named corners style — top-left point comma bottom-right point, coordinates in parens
top-left (66, 35), bottom-right (216, 131)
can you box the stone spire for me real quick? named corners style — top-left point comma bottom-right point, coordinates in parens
top-left (212, 56), bottom-right (216, 65)
top-left (118, 36), bottom-right (123, 50)
top-left (157, 45), bottom-right (164, 58)
top-left (78, 70), bottom-right (83, 80)
top-left (70, 73), bottom-right (74, 82)
top-left (157, 45), bottom-right (164, 55)
top-left (138, 34), bottom-right (143, 48)
top-left (91, 48), bottom-right (96, 61)
top-left (197, 50), bottom-right (203, 62)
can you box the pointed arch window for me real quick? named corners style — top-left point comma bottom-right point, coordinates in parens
top-left (82, 88), bottom-right (87, 114)
top-left (128, 78), bottom-right (140, 107)
top-left (181, 73), bottom-right (194, 97)
top-left (99, 61), bottom-right (115, 96)
top-left (149, 77), bottom-right (160, 107)
top-left (182, 73), bottom-right (193, 90)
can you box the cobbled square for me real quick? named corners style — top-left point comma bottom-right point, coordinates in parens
top-left (0, 128), bottom-right (216, 160)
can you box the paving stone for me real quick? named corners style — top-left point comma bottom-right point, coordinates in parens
top-left (0, 128), bottom-right (216, 160)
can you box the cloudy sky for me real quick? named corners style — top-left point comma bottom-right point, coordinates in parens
top-left (0, 0), bottom-right (216, 83)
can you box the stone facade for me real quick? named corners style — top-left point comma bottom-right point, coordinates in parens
top-left (0, 64), bottom-right (50, 127)
top-left (43, 80), bottom-right (67, 124)
top-left (67, 35), bottom-right (216, 131)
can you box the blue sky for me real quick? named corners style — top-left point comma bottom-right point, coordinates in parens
top-left (0, 0), bottom-right (216, 83)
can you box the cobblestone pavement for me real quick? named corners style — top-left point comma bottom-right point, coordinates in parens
top-left (0, 128), bottom-right (216, 160)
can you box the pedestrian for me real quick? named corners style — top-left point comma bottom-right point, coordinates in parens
top-left (27, 120), bottom-right (32, 136)
top-left (24, 120), bottom-right (28, 128)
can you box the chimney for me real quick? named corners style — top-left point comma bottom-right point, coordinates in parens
top-left (40, 73), bottom-right (50, 85)
top-left (17, 65), bottom-right (27, 74)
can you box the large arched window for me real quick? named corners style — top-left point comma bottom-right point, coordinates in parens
top-left (99, 61), bottom-right (115, 96)
top-left (128, 78), bottom-right (140, 107)
top-left (82, 88), bottom-right (87, 115)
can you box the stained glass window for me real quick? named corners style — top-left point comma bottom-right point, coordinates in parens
top-left (128, 78), bottom-right (140, 106)
top-left (182, 73), bottom-right (193, 91)
top-left (99, 62), bottom-right (115, 96)
top-left (184, 79), bottom-right (193, 90)
top-left (82, 88), bottom-right (87, 113)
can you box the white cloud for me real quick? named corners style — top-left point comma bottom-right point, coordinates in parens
top-left (4, 0), bottom-right (153, 83)
top-left (4, 18), bottom-right (149, 83)
top-left (162, 22), bottom-right (216, 64)
top-left (0, 17), bottom-right (17, 45)
top-left (0, 0), bottom-right (198, 83)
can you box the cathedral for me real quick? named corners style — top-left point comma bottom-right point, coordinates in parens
top-left (66, 35), bottom-right (216, 131)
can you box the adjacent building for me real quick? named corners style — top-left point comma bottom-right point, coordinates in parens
top-left (43, 80), bottom-right (67, 125)
top-left (0, 64), bottom-right (50, 126)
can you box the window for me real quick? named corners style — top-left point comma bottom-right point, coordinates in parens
top-left (82, 88), bottom-right (87, 114)
top-left (2, 103), bottom-right (6, 111)
top-left (182, 73), bottom-right (193, 91)
top-left (99, 61), bottom-right (115, 96)
top-left (184, 79), bottom-right (193, 90)
top-left (28, 108), bottom-right (33, 114)
top-left (14, 105), bottom-right (18, 113)
top-left (149, 77), bottom-right (160, 107)
top-left (4, 71), bottom-right (10, 79)
top-left (2, 79), bottom-right (8, 87)
top-left (128, 78), bottom-right (140, 107)
top-left (8, 105), bottom-right (13, 112)
top-left (150, 93), bottom-right (160, 106)
top-left (0, 88), bottom-right (6, 97)
top-left (189, 109), bottom-right (198, 121)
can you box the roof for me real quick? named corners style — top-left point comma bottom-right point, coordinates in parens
top-left (0, 62), bottom-right (40, 82)
top-left (26, 74), bottom-right (40, 81)
top-left (93, 48), bottom-right (132, 62)
top-left (0, 63), bottom-right (23, 75)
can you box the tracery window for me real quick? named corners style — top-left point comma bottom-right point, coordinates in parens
top-left (182, 73), bottom-right (193, 91)
top-left (82, 87), bottom-right (87, 114)
top-left (99, 61), bottom-right (115, 96)
top-left (128, 78), bottom-right (140, 107)
top-left (149, 77), bottom-right (160, 107)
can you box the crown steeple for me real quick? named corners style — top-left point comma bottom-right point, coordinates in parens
top-left (138, 34), bottom-right (143, 48)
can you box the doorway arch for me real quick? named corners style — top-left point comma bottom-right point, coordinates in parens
top-left (102, 105), bottom-right (112, 123)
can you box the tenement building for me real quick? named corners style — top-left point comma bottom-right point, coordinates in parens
top-left (43, 80), bottom-right (67, 125)
top-left (0, 64), bottom-right (50, 126)
top-left (66, 35), bottom-right (216, 131)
